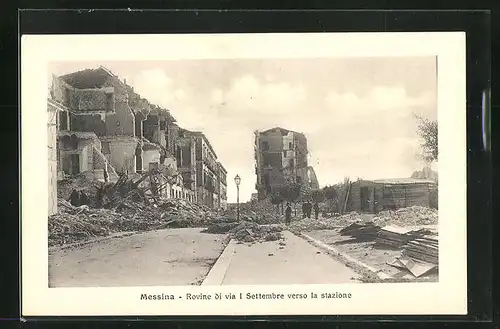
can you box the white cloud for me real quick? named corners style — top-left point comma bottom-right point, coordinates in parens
top-left (131, 69), bottom-right (186, 110)
top-left (173, 89), bottom-right (187, 101)
top-left (219, 75), bottom-right (307, 118)
top-left (302, 87), bottom-right (435, 186)
top-left (325, 86), bottom-right (434, 123)
top-left (211, 88), bottom-right (224, 104)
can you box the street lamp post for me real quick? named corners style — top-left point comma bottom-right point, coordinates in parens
top-left (234, 174), bottom-right (241, 221)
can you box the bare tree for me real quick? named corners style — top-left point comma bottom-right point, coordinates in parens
top-left (415, 114), bottom-right (438, 162)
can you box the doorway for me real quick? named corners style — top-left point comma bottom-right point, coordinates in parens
top-left (70, 154), bottom-right (80, 175)
top-left (360, 186), bottom-right (370, 212)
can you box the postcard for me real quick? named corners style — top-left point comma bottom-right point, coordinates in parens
top-left (21, 32), bottom-right (466, 316)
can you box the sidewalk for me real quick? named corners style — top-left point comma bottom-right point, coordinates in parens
top-left (210, 231), bottom-right (361, 285)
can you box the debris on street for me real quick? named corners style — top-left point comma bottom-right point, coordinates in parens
top-left (387, 256), bottom-right (438, 278)
top-left (58, 174), bottom-right (103, 208)
top-left (49, 199), bottom-right (155, 246)
top-left (373, 206), bottom-right (438, 227)
top-left (339, 222), bottom-right (380, 242)
top-left (290, 206), bottom-right (437, 234)
top-left (49, 193), bottom-right (218, 246)
top-left (202, 222), bottom-right (240, 234)
top-left (299, 204), bottom-right (439, 282)
top-left (289, 218), bottom-right (340, 232)
top-left (221, 201), bottom-right (283, 225)
top-left (227, 221), bottom-right (284, 243)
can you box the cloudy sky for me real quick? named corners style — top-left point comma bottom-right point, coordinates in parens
top-left (49, 57), bottom-right (437, 203)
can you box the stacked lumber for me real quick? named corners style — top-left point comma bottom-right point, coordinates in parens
top-left (403, 235), bottom-right (439, 264)
top-left (375, 225), bottom-right (413, 248)
top-left (339, 222), bottom-right (380, 241)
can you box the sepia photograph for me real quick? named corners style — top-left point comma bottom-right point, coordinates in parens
top-left (22, 32), bottom-right (466, 316)
top-left (47, 57), bottom-right (439, 287)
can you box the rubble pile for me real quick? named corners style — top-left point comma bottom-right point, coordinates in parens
top-left (373, 206), bottom-right (438, 227)
top-left (227, 221), bottom-right (284, 243)
top-left (333, 212), bottom-right (366, 226)
top-left (118, 198), bottom-right (218, 228)
top-left (289, 212), bottom-right (364, 232)
top-left (339, 222), bottom-right (380, 242)
top-left (49, 193), bottom-right (219, 246)
top-left (50, 170), bottom-right (225, 246)
top-left (48, 199), bottom-right (166, 246)
top-left (202, 221), bottom-right (240, 234)
top-left (57, 174), bottom-right (104, 208)
top-left (289, 218), bottom-right (339, 232)
top-left (222, 202), bottom-right (282, 225)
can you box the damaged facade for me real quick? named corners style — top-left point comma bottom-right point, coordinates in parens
top-left (52, 67), bottom-right (141, 176)
top-left (177, 130), bottom-right (225, 210)
top-left (254, 127), bottom-right (319, 199)
top-left (217, 163), bottom-right (228, 210)
top-left (47, 99), bottom-right (61, 216)
top-left (49, 66), bottom-right (227, 209)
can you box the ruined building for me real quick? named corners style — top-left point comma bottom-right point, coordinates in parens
top-left (51, 67), bottom-right (145, 176)
top-left (177, 129), bottom-right (227, 210)
top-left (47, 99), bottom-right (60, 216)
top-left (49, 66), bottom-right (227, 209)
top-left (254, 127), bottom-right (319, 199)
top-left (217, 163), bottom-right (228, 210)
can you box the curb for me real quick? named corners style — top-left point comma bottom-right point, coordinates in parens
top-left (201, 239), bottom-right (237, 286)
top-left (298, 232), bottom-right (391, 280)
top-left (49, 231), bottom-right (137, 252)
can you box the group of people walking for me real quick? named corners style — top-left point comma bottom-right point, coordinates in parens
top-left (302, 200), bottom-right (320, 220)
top-left (284, 200), bottom-right (320, 226)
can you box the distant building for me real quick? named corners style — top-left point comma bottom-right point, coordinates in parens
top-left (217, 163), bottom-right (228, 210)
top-left (176, 128), bottom-right (198, 202)
top-left (179, 130), bottom-right (225, 209)
top-left (254, 127), bottom-right (319, 199)
top-left (411, 166), bottom-right (438, 182)
top-left (346, 178), bottom-right (438, 213)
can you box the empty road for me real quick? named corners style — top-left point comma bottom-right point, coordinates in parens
top-left (204, 231), bottom-right (361, 285)
top-left (49, 228), bottom-right (227, 287)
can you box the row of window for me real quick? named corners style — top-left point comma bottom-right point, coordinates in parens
top-left (260, 141), bottom-right (294, 151)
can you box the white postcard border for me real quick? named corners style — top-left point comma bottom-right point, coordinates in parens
top-left (21, 32), bottom-right (467, 316)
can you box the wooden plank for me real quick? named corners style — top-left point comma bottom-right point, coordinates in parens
top-left (342, 182), bottom-right (352, 214)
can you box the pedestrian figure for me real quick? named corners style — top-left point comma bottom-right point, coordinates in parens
top-left (314, 202), bottom-right (320, 220)
top-left (302, 202), bottom-right (307, 218)
top-left (285, 202), bottom-right (292, 226)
